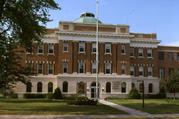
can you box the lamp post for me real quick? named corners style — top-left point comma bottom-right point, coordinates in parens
top-left (137, 79), bottom-right (145, 108)
top-left (95, 0), bottom-right (99, 100)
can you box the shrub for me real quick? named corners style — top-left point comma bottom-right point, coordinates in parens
top-left (75, 96), bottom-right (98, 105)
top-left (52, 87), bottom-right (63, 99)
top-left (128, 88), bottom-right (141, 99)
top-left (23, 93), bottom-right (47, 99)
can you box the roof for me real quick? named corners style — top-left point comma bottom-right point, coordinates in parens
top-left (74, 12), bottom-right (102, 24)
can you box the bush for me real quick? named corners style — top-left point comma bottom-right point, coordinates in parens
top-left (68, 96), bottom-right (98, 105)
top-left (52, 87), bottom-right (63, 99)
top-left (128, 88), bottom-right (141, 99)
top-left (24, 93), bottom-right (47, 99)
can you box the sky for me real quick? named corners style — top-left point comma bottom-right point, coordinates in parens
top-left (47, 0), bottom-right (179, 46)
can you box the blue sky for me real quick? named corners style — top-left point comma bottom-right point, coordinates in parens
top-left (47, 0), bottom-right (179, 46)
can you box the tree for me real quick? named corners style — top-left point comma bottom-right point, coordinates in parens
top-left (0, 0), bottom-right (60, 94)
top-left (165, 71), bottom-right (179, 100)
top-left (52, 87), bottom-right (63, 99)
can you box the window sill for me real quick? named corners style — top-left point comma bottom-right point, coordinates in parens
top-left (78, 52), bottom-right (86, 54)
top-left (138, 56), bottom-right (144, 58)
top-left (63, 51), bottom-right (69, 53)
top-left (121, 53), bottom-right (126, 55)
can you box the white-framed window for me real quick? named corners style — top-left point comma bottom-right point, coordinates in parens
top-left (92, 62), bottom-right (97, 73)
top-left (130, 48), bottom-right (134, 57)
top-left (37, 44), bottom-right (44, 54)
top-left (92, 43), bottom-right (96, 53)
top-left (121, 64), bottom-right (126, 74)
top-left (138, 48), bottom-right (143, 57)
top-left (159, 68), bottom-right (165, 79)
top-left (105, 43), bottom-right (111, 54)
top-left (148, 67), bottom-right (153, 77)
top-left (177, 53), bottom-right (179, 61)
top-left (79, 42), bottom-right (85, 53)
top-left (48, 44), bottom-right (54, 54)
top-left (63, 43), bottom-right (68, 52)
top-left (48, 64), bottom-right (54, 74)
top-left (147, 49), bottom-right (152, 58)
top-left (105, 62), bottom-right (111, 74)
top-left (139, 66), bottom-right (144, 76)
top-left (63, 62), bottom-right (68, 73)
top-left (130, 66), bottom-right (135, 76)
top-left (37, 64), bottom-right (43, 74)
top-left (78, 61), bottom-right (85, 73)
top-left (121, 45), bottom-right (126, 54)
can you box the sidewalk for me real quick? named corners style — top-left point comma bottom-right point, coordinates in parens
top-left (99, 99), bottom-right (151, 116)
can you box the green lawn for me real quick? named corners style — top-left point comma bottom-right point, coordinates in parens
top-left (0, 99), bottom-right (126, 115)
top-left (109, 98), bottom-right (179, 114)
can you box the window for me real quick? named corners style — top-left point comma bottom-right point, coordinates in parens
top-left (105, 43), bottom-right (111, 54)
top-left (48, 44), bottom-right (54, 54)
top-left (147, 49), bottom-right (152, 58)
top-left (48, 64), bottom-right (53, 74)
top-left (37, 44), bottom-right (44, 54)
top-left (121, 82), bottom-right (126, 93)
top-left (139, 83), bottom-right (143, 93)
top-left (168, 52), bottom-right (174, 61)
top-left (121, 64), bottom-right (126, 74)
top-left (105, 62), bottom-right (111, 74)
top-left (78, 61), bottom-right (85, 73)
top-left (37, 64), bottom-right (43, 74)
top-left (148, 83), bottom-right (153, 93)
top-left (159, 68), bottom-right (165, 79)
top-left (121, 45), bottom-right (126, 54)
top-left (130, 48), bottom-right (134, 57)
top-left (177, 53), bottom-right (179, 61)
top-left (148, 67), bottom-right (153, 77)
top-left (63, 81), bottom-right (68, 92)
top-left (106, 82), bottom-right (111, 93)
top-left (63, 43), bottom-right (68, 52)
top-left (79, 42), bottom-right (85, 53)
top-left (26, 47), bottom-right (32, 54)
top-left (158, 52), bottom-right (164, 60)
top-left (138, 49), bottom-right (143, 57)
top-left (132, 83), bottom-right (135, 89)
top-left (130, 66), bottom-right (135, 76)
top-left (92, 62), bottom-right (97, 73)
top-left (92, 43), bottom-right (96, 53)
top-left (63, 62), bottom-right (68, 73)
top-left (77, 82), bottom-right (85, 94)
top-left (48, 82), bottom-right (53, 93)
top-left (139, 66), bottom-right (144, 76)
top-left (168, 68), bottom-right (174, 77)
top-left (37, 82), bottom-right (42, 92)
top-left (26, 82), bottom-right (32, 93)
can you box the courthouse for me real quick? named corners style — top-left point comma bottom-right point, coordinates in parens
top-left (14, 12), bottom-right (179, 98)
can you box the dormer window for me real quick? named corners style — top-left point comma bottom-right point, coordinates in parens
top-left (48, 44), bottom-right (54, 54)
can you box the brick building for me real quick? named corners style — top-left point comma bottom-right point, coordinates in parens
top-left (14, 12), bottom-right (179, 98)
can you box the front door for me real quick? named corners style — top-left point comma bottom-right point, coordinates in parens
top-left (90, 82), bottom-right (100, 98)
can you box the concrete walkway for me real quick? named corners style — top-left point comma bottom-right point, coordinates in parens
top-left (99, 99), bottom-right (151, 116)
top-left (0, 114), bottom-right (179, 119)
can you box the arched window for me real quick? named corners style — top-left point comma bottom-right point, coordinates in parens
top-left (26, 82), bottom-right (32, 92)
top-left (106, 82), bottom-right (111, 93)
top-left (148, 83), bottom-right (153, 93)
top-left (37, 82), bottom-right (42, 92)
top-left (48, 82), bottom-right (53, 93)
top-left (139, 83), bottom-right (143, 93)
top-left (132, 83), bottom-right (135, 89)
top-left (121, 82), bottom-right (126, 93)
top-left (63, 81), bottom-right (68, 92)
top-left (77, 82), bottom-right (86, 94)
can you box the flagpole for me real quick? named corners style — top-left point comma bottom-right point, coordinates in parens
top-left (96, 0), bottom-right (99, 100)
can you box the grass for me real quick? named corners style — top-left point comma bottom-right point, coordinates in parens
top-left (109, 98), bottom-right (179, 114)
top-left (0, 99), bottom-right (126, 115)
